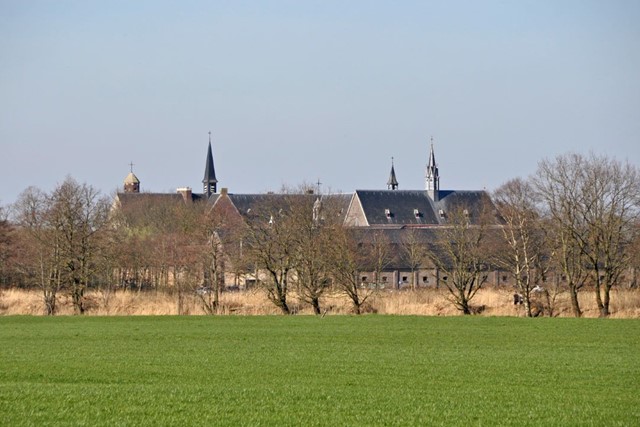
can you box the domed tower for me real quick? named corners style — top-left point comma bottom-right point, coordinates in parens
top-left (123, 163), bottom-right (140, 193)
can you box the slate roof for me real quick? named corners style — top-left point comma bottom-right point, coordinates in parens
top-left (434, 190), bottom-right (498, 225)
top-left (354, 189), bottom-right (498, 226)
top-left (354, 190), bottom-right (439, 225)
top-left (227, 193), bottom-right (352, 223)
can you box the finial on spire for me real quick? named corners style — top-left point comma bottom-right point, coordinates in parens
top-left (316, 179), bottom-right (322, 195)
top-left (208, 131), bottom-right (212, 144)
top-left (129, 161), bottom-right (134, 173)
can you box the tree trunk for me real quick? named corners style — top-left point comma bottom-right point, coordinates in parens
top-left (459, 291), bottom-right (471, 315)
top-left (213, 281), bottom-right (220, 314)
top-left (600, 284), bottom-right (611, 317)
top-left (350, 292), bottom-right (362, 315)
top-left (569, 284), bottom-right (582, 317)
top-left (279, 298), bottom-right (290, 315)
top-left (44, 289), bottom-right (56, 315)
top-left (595, 281), bottom-right (608, 317)
top-left (523, 297), bottom-right (532, 318)
top-left (72, 285), bottom-right (85, 315)
top-left (311, 296), bottom-right (321, 315)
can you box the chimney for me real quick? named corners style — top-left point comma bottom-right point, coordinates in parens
top-left (176, 187), bottom-right (192, 203)
top-left (221, 187), bottom-right (228, 196)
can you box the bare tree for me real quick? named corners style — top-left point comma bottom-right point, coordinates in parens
top-left (329, 228), bottom-right (375, 314)
top-left (428, 203), bottom-right (492, 315)
top-left (196, 200), bottom-right (246, 315)
top-left (534, 157), bottom-right (590, 317)
top-left (0, 203), bottom-right (15, 289)
top-left (289, 195), bottom-right (340, 314)
top-left (49, 178), bottom-right (112, 314)
top-left (400, 228), bottom-right (429, 290)
top-left (629, 224), bottom-right (640, 289)
top-left (13, 187), bottom-right (64, 314)
top-left (493, 178), bottom-right (551, 317)
top-left (535, 153), bottom-right (640, 317)
top-left (359, 230), bottom-right (393, 289)
top-left (244, 194), bottom-right (299, 314)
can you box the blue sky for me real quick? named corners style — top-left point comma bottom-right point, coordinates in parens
top-left (1, 0), bottom-right (639, 205)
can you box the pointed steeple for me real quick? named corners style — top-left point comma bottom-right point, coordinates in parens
top-left (425, 137), bottom-right (439, 201)
top-left (387, 157), bottom-right (399, 190)
top-left (202, 131), bottom-right (218, 197)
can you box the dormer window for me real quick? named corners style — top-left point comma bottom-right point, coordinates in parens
top-left (463, 209), bottom-right (469, 217)
top-left (413, 209), bottom-right (420, 218)
top-left (439, 209), bottom-right (445, 219)
top-left (385, 208), bottom-right (392, 219)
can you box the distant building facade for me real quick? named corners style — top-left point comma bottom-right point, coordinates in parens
top-left (114, 134), bottom-right (515, 290)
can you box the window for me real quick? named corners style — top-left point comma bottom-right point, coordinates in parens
top-left (385, 208), bottom-right (391, 219)
top-left (502, 275), bottom-right (508, 282)
top-left (422, 276), bottom-right (429, 283)
top-left (361, 276), bottom-right (367, 282)
top-left (442, 276), bottom-right (448, 281)
top-left (402, 276), bottom-right (408, 282)
top-left (439, 209), bottom-right (445, 219)
top-left (413, 209), bottom-right (420, 218)
top-left (382, 276), bottom-right (388, 282)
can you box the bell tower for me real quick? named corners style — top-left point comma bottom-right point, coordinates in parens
top-left (123, 162), bottom-right (140, 193)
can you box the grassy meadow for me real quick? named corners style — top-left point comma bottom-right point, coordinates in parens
top-left (1, 316), bottom-right (639, 426)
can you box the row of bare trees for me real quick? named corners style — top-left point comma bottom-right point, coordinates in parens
top-left (493, 153), bottom-right (640, 317)
top-left (0, 153), bottom-right (638, 317)
top-left (10, 178), bottom-right (112, 314)
top-left (242, 192), bottom-right (379, 315)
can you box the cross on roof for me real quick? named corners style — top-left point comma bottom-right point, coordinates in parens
top-left (129, 162), bottom-right (134, 173)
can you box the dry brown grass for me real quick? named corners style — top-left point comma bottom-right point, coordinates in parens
top-left (1, 286), bottom-right (640, 317)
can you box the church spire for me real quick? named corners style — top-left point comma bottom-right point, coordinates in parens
top-left (202, 131), bottom-right (218, 197)
top-left (387, 157), bottom-right (399, 190)
top-left (426, 137), bottom-right (439, 201)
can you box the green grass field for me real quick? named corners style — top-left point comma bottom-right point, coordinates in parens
top-left (1, 316), bottom-right (639, 426)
